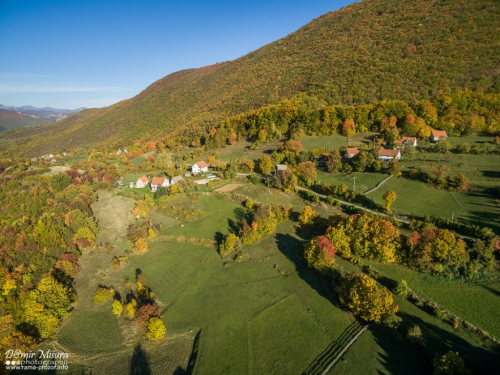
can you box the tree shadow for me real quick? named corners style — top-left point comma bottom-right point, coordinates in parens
top-left (227, 218), bottom-right (240, 234)
top-left (185, 330), bottom-right (202, 375)
top-left (481, 170), bottom-right (500, 179)
top-left (233, 207), bottom-right (247, 221)
top-left (214, 231), bottom-right (225, 245)
top-left (173, 367), bottom-right (186, 375)
top-left (302, 321), bottom-right (363, 375)
top-left (275, 233), bottom-right (342, 309)
top-left (130, 343), bottom-right (152, 375)
top-left (482, 284), bottom-right (500, 298)
top-left (373, 312), bottom-right (500, 375)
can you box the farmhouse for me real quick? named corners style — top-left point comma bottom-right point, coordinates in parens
top-left (401, 136), bottom-right (417, 147)
top-left (378, 149), bottom-right (401, 161)
top-left (345, 148), bottom-right (359, 158)
top-left (150, 176), bottom-right (169, 192)
top-left (192, 161), bottom-right (209, 174)
top-left (136, 175), bottom-right (149, 188)
top-left (431, 130), bottom-right (448, 142)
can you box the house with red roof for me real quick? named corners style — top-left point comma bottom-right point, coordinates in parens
top-left (136, 175), bottom-right (149, 188)
top-left (378, 149), bottom-right (401, 161)
top-left (430, 130), bottom-right (448, 142)
top-left (401, 136), bottom-right (417, 147)
top-left (345, 148), bottom-right (359, 158)
top-left (192, 161), bottom-right (209, 174)
top-left (150, 176), bottom-right (170, 192)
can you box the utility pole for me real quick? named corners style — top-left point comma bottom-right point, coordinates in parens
top-left (451, 213), bottom-right (454, 223)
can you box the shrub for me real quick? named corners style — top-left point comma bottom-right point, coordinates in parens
top-left (112, 300), bottom-right (123, 316)
top-left (393, 279), bottom-right (408, 297)
top-left (94, 286), bottom-right (115, 304)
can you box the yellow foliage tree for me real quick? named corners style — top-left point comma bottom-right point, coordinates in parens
top-left (112, 300), bottom-right (123, 317)
top-left (126, 300), bottom-right (138, 318)
top-left (298, 205), bottom-right (317, 225)
top-left (382, 190), bottom-right (397, 212)
top-left (134, 238), bottom-right (148, 254)
top-left (339, 273), bottom-right (398, 323)
top-left (146, 317), bottom-right (166, 341)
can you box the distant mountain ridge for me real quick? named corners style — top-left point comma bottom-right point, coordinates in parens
top-left (0, 104), bottom-right (86, 119)
top-left (2, 0), bottom-right (499, 156)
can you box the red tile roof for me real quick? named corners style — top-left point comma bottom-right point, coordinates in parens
top-left (346, 148), bottom-right (359, 155)
top-left (139, 176), bottom-right (148, 183)
top-left (401, 136), bottom-right (417, 143)
top-left (431, 130), bottom-right (448, 138)
top-left (151, 177), bottom-right (165, 185)
top-left (196, 161), bottom-right (208, 168)
top-left (379, 149), bottom-right (400, 157)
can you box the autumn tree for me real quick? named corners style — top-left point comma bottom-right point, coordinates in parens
top-left (342, 119), bottom-right (356, 137)
top-left (258, 155), bottom-right (273, 175)
top-left (304, 236), bottom-right (335, 275)
top-left (326, 149), bottom-right (342, 173)
top-left (295, 161), bottom-right (317, 183)
top-left (339, 273), bottom-right (398, 323)
top-left (112, 299), bottom-right (123, 316)
top-left (325, 225), bottom-right (351, 258)
top-left (298, 205), bottom-right (317, 225)
top-left (433, 351), bottom-right (471, 375)
top-left (382, 190), bottom-right (396, 212)
top-left (134, 238), bottom-right (148, 254)
top-left (146, 317), bottom-right (166, 341)
top-left (387, 159), bottom-right (402, 176)
top-left (432, 164), bottom-right (449, 182)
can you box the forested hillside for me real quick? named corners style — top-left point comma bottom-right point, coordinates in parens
top-left (2, 0), bottom-right (499, 156)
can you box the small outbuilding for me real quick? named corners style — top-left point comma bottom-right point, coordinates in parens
top-left (345, 148), bottom-right (359, 158)
top-left (430, 130), bottom-right (448, 142)
top-left (378, 149), bottom-right (401, 161)
top-left (136, 175), bottom-right (149, 188)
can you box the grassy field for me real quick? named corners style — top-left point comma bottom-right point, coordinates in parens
top-left (160, 195), bottom-right (244, 239)
top-left (361, 259), bottom-right (500, 340)
top-left (401, 152), bottom-right (500, 189)
top-left (333, 257), bottom-right (500, 374)
top-left (316, 170), bottom-right (387, 193)
top-left (365, 177), bottom-right (500, 233)
top-left (445, 134), bottom-right (498, 146)
top-left (302, 132), bottom-right (378, 151)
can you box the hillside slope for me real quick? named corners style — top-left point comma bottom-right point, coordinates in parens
top-left (3, 0), bottom-right (499, 156)
top-left (0, 109), bottom-right (53, 131)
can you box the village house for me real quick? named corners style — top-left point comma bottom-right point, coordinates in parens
top-left (378, 149), bottom-right (401, 161)
top-left (276, 164), bottom-right (288, 172)
top-left (150, 176), bottom-right (170, 192)
top-left (401, 136), bottom-right (417, 147)
top-left (430, 130), bottom-right (448, 142)
top-left (192, 161), bottom-right (209, 175)
top-left (345, 148), bottom-right (359, 158)
top-left (136, 175), bottom-right (149, 188)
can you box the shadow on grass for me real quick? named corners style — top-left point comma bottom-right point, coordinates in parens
top-left (130, 343), bottom-right (152, 375)
top-left (275, 233), bottom-right (342, 309)
top-left (375, 312), bottom-right (500, 375)
top-left (302, 320), bottom-right (363, 375)
top-left (482, 284), bottom-right (500, 298)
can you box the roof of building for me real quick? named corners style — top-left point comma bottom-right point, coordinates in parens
top-left (393, 140), bottom-right (404, 145)
top-left (139, 175), bottom-right (148, 183)
top-left (171, 176), bottom-right (185, 183)
top-left (151, 177), bottom-right (165, 185)
top-left (195, 161), bottom-right (209, 168)
top-left (276, 164), bottom-right (288, 171)
top-left (379, 149), bottom-right (400, 157)
top-left (431, 130), bottom-right (448, 138)
top-left (401, 136), bottom-right (417, 143)
top-left (346, 148), bottom-right (359, 155)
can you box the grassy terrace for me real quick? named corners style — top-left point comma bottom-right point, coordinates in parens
top-left (365, 177), bottom-right (500, 233)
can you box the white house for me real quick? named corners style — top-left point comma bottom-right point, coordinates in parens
top-left (192, 161), bottom-right (209, 175)
top-left (401, 137), bottom-right (417, 147)
top-left (378, 149), bottom-right (401, 161)
top-left (345, 148), bottom-right (359, 158)
top-left (430, 130), bottom-right (448, 142)
top-left (150, 177), bottom-right (170, 192)
top-left (136, 175), bottom-right (149, 188)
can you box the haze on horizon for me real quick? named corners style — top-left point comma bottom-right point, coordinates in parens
top-left (0, 0), bottom-right (353, 110)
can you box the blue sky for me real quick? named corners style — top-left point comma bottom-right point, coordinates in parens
top-left (0, 0), bottom-right (353, 109)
